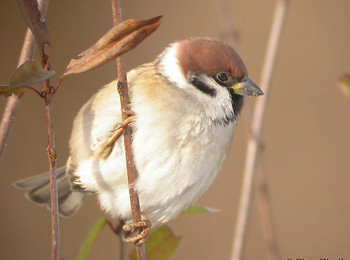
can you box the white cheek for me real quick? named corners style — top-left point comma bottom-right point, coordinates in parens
top-left (157, 44), bottom-right (189, 89)
top-left (197, 77), bottom-right (235, 121)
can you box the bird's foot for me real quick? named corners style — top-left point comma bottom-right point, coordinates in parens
top-left (122, 214), bottom-right (152, 245)
top-left (95, 116), bottom-right (135, 159)
top-left (121, 108), bottom-right (135, 117)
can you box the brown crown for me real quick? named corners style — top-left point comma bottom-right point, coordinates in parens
top-left (177, 38), bottom-right (248, 79)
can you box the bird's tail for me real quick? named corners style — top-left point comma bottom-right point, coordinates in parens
top-left (13, 166), bottom-right (88, 217)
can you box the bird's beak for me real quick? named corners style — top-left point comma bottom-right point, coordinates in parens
top-left (230, 77), bottom-right (264, 96)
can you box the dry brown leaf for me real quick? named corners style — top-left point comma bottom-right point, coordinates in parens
top-left (61, 16), bottom-right (162, 79)
top-left (17, 0), bottom-right (50, 61)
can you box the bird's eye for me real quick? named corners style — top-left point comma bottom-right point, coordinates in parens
top-left (216, 72), bottom-right (229, 83)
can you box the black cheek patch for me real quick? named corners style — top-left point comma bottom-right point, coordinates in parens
top-left (190, 75), bottom-right (217, 97)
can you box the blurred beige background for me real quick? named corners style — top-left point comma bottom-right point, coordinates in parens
top-left (1, 0), bottom-right (350, 259)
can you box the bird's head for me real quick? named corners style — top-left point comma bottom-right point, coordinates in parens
top-left (155, 38), bottom-right (263, 125)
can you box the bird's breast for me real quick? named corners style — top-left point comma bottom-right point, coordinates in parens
top-left (131, 97), bottom-right (235, 224)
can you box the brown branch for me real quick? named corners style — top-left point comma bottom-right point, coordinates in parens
top-left (230, 1), bottom-right (290, 260)
top-left (218, 0), bottom-right (280, 257)
top-left (8, 0), bottom-right (59, 259)
top-left (0, 0), bottom-right (50, 163)
top-left (111, 0), bottom-right (146, 259)
top-left (107, 220), bottom-right (127, 260)
top-left (255, 164), bottom-right (280, 260)
top-left (44, 74), bottom-right (60, 260)
top-left (119, 233), bottom-right (127, 260)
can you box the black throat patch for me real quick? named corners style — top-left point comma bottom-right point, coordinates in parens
top-left (228, 88), bottom-right (244, 117)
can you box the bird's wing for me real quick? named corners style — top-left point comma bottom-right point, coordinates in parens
top-left (13, 166), bottom-right (66, 190)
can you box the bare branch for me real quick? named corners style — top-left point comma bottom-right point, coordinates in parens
top-left (44, 75), bottom-right (60, 260)
top-left (15, 1), bottom-right (59, 259)
top-left (218, 0), bottom-right (281, 257)
top-left (255, 164), bottom-right (280, 260)
top-left (230, 1), bottom-right (290, 260)
top-left (111, 0), bottom-right (147, 259)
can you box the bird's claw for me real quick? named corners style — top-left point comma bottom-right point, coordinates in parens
top-left (122, 108), bottom-right (135, 117)
top-left (122, 214), bottom-right (151, 245)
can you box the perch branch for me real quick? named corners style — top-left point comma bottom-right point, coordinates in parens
top-left (230, 1), bottom-right (290, 260)
top-left (43, 73), bottom-right (60, 260)
top-left (0, 0), bottom-right (50, 163)
top-left (111, 0), bottom-right (146, 259)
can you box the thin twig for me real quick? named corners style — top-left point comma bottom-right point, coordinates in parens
top-left (0, 0), bottom-right (50, 163)
top-left (25, 86), bottom-right (45, 98)
top-left (255, 163), bottom-right (280, 260)
top-left (107, 220), bottom-right (127, 260)
top-left (5, 1), bottom-right (58, 259)
top-left (120, 234), bottom-right (127, 260)
top-left (230, 1), bottom-right (290, 260)
top-left (40, 30), bottom-right (59, 258)
top-left (111, 0), bottom-right (146, 259)
top-left (218, 0), bottom-right (281, 257)
top-left (44, 75), bottom-right (60, 260)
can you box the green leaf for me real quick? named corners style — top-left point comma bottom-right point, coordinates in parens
top-left (129, 225), bottom-right (181, 260)
top-left (77, 217), bottom-right (107, 260)
top-left (338, 73), bottom-right (350, 99)
top-left (183, 205), bottom-right (220, 214)
top-left (9, 60), bottom-right (55, 88)
top-left (0, 60), bottom-right (55, 97)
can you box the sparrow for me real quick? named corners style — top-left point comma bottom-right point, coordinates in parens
top-left (14, 38), bottom-right (263, 233)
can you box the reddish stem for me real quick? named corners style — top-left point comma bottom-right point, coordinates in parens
top-left (43, 60), bottom-right (59, 260)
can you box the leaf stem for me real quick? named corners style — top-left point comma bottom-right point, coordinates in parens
top-left (43, 65), bottom-right (60, 260)
top-left (230, 1), bottom-right (290, 259)
top-left (24, 86), bottom-right (45, 98)
top-left (111, 0), bottom-right (146, 259)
